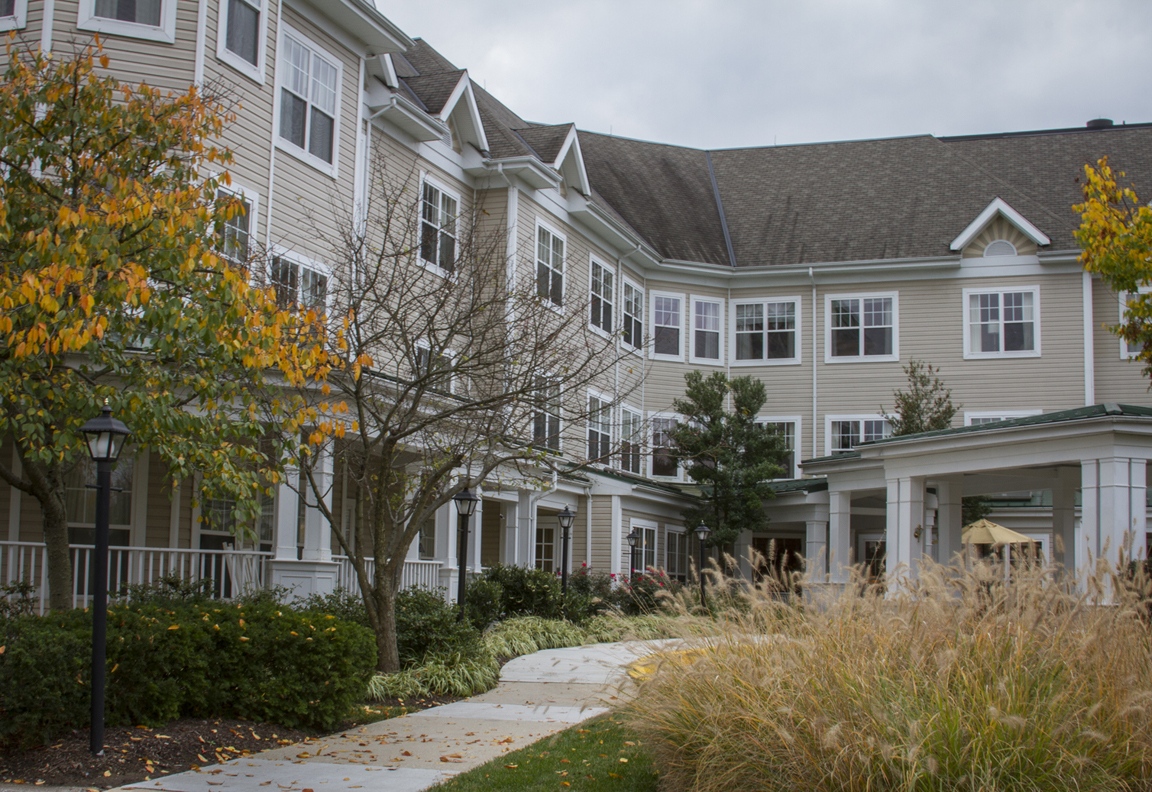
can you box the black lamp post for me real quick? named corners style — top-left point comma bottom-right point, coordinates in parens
top-left (453, 487), bottom-right (479, 622)
top-left (626, 528), bottom-right (640, 580)
top-left (558, 505), bottom-right (575, 599)
top-left (80, 404), bottom-right (130, 756)
top-left (694, 522), bottom-right (711, 610)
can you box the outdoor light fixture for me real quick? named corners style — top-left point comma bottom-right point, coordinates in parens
top-left (453, 487), bottom-right (480, 622)
top-left (557, 506), bottom-right (575, 601)
top-left (626, 528), bottom-right (640, 579)
top-left (80, 403), bottom-right (130, 756)
top-left (694, 522), bottom-right (712, 610)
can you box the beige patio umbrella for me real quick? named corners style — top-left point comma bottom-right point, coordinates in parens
top-left (961, 519), bottom-right (1037, 581)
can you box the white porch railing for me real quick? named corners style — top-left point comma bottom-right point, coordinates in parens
top-left (1, 541), bottom-right (269, 614)
top-left (1, 541), bottom-right (448, 614)
top-left (332, 556), bottom-right (443, 593)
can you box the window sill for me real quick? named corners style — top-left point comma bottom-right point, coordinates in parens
top-left (962, 350), bottom-right (1041, 360)
top-left (825, 354), bottom-right (899, 364)
top-left (275, 138), bottom-right (339, 179)
top-left (77, 15), bottom-right (175, 43)
top-left (731, 357), bottom-right (801, 367)
top-left (216, 49), bottom-right (266, 85)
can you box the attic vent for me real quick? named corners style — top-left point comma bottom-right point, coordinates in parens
top-left (984, 240), bottom-right (1017, 257)
top-left (1086, 118), bottom-right (1114, 130)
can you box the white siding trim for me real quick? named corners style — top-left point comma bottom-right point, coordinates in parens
top-left (76, 0), bottom-right (178, 43)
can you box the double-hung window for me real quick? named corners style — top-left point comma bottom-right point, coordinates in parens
top-left (216, 0), bottom-right (267, 81)
top-left (271, 254), bottom-right (328, 311)
top-left (826, 416), bottom-right (888, 455)
top-left (1120, 288), bottom-right (1152, 359)
top-left (532, 376), bottom-right (561, 452)
top-left (650, 292), bottom-right (684, 361)
top-left (278, 29), bottom-right (341, 172)
top-left (759, 417), bottom-right (800, 478)
top-left (622, 279), bottom-right (643, 350)
top-left (827, 293), bottom-right (897, 361)
top-left (587, 393), bottom-right (612, 462)
top-left (536, 223), bottom-right (565, 307)
top-left (665, 530), bottom-right (688, 582)
top-left (79, 0), bottom-right (175, 42)
top-left (420, 179), bottom-right (459, 273)
top-left (619, 406), bottom-right (643, 474)
top-left (590, 260), bottom-right (614, 335)
top-left (690, 297), bottom-right (722, 364)
top-left (631, 520), bottom-right (657, 572)
top-left (0, 0), bottom-right (27, 31)
top-left (216, 187), bottom-right (257, 266)
top-left (962, 287), bottom-right (1040, 358)
top-left (414, 343), bottom-right (455, 394)
top-left (733, 298), bottom-right (800, 364)
top-left (650, 415), bottom-right (679, 479)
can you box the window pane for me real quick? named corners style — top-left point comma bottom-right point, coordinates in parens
top-left (95, 0), bottom-right (160, 25)
top-left (308, 107), bottom-right (334, 163)
top-left (225, 0), bottom-right (259, 65)
top-left (550, 270), bottom-right (563, 306)
top-left (654, 297), bottom-right (680, 354)
top-left (863, 326), bottom-right (891, 356)
top-left (833, 328), bottom-right (859, 357)
top-left (695, 330), bottom-right (719, 359)
top-left (0, 0), bottom-right (14, 16)
top-left (768, 329), bottom-right (795, 359)
top-left (271, 257), bottom-right (297, 307)
top-left (282, 35), bottom-right (310, 97)
top-left (537, 262), bottom-right (551, 300)
top-left (65, 458), bottom-right (134, 526)
top-left (654, 326), bottom-right (679, 356)
top-left (438, 231), bottom-right (455, 272)
top-left (279, 90), bottom-right (306, 148)
top-left (737, 332), bottom-right (763, 360)
top-left (310, 55), bottom-right (338, 116)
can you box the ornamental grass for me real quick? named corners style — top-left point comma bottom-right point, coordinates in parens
top-left (624, 558), bottom-right (1152, 792)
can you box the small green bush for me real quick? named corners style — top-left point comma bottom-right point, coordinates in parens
top-left (607, 570), bottom-right (683, 615)
top-left (299, 588), bottom-right (370, 629)
top-left (395, 586), bottom-right (480, 666)
top-left (463, 578), bottom-right (504, 631)
top-left (565, 564), bottom-right (614, 622)
top-left (477, 565), bottom-right (561, 619)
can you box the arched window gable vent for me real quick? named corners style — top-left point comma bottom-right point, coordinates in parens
top-left (983, 239), bottom-right (1017, 257)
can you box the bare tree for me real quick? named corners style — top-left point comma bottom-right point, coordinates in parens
top-left (290, 158), bottom-right (639, 672)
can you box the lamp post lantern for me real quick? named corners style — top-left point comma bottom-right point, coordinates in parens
top-left (694, 522), bottom-right (712, 610)
top-left (557, 506), bottom-right (575, 600)
top-left (453, 487), bottom-right (479, 622)
top-left (80, 404), bottom-right (130, 756)
top-left (626, 528), bottom-right (640, 580)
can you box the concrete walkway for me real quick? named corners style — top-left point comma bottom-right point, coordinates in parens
top-left (106, 640), bottom-right (668, 792)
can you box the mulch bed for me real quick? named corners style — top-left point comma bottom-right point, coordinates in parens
top-left (0, 695), bottom-right (457, 790)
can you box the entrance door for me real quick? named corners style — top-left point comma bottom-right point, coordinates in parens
top-left (857, 533), bottom-right (886, 585)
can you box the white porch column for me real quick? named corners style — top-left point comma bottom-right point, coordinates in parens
top-left (934, 478), bottom-right (963, 568)
top-left (501, 500), bottom-right (520, 565)
top-left (301, 448), bottom-right (334, 563)
top-left (273, 471), bottom-right (299, 561)
top-left (1052, 466), bottom-right (1078, 573)
top-left (517, 490), bottom-right (535, 567)
top-left (734, 531), bottom-right (753, 579)
top-left (610, 495), bottom-right (623, 577)
top-left (1096, 457), bottom-right (1147, 568)
top-left (470, 493), bottom-right (484, 573)
top-left (886, 475), bottom-right (925, 591)
top-left (804, 500), bottom-right (830, 580)
top-left (828, 488), bottom-right (851, 583)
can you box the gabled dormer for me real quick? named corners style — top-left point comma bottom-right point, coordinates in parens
top-left (949, 197), bottom-right (1050, 258)
top-left (401, 70), bottom-right (489, 154)
top-left (514, 124), bottom-right (591, 196)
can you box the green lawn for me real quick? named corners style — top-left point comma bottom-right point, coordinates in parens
top-left (431, 712), bottom-right (658, 792)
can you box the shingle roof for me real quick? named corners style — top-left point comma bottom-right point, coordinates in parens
top-left (578, 132), bottom-right (731, 265)
top-left (400, 71), bottom-right (463, 116)
top-left (516, 124), bottom-right (573, 164)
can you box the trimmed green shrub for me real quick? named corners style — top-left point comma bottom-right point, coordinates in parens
top-left (463, 578), bottom-right (504, 631)
top-left (607, 570), bottom-right (683, 615)
top-left (299, 588), bottom-right (370, 630)
top-left (395, 586), bottom-right (480, 666)
top-left (564, 564), bottom-right (614, 621)
top-left (476, 565), bottom-right (561, 619)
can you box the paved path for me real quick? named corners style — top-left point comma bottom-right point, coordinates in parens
top-left (99, 640), bottom-right (669, 792)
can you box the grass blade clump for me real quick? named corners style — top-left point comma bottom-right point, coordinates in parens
top-left (625, 559), bottom-right (1152, 792)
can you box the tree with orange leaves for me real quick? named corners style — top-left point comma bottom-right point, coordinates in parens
top-left (0, 42), bottom-right (330, 611)
top-left (1077, 157), bottom-right (1152, 377)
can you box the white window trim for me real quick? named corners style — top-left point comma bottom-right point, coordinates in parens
top-left (414, 339), bottom-right (457, 395)
top-left (757, 415), bottom-right (803, 479)
top-left (77, 0), bottom-right (177, 43)
top-left (0, 0), bottom-right (28, 31)
top-left (272, 24), bottom-right (343, 179)
top-left (618, 403), bottom-right (643, 475)
top-left (417, 172), bottom-right (462, 279)
top-left (961, 285), bottom-right (1041, 359)
top-left (215, 180), bottom-right (260, 265)
top-left (267, 246), bottom-right (331, 312)
top-left (534, 218), bottom-right (566, 311)
top-left (621, 276), bottom-right (644, 354)
top-left (1120, 287), bottom-right (1152, 360)
top-left (588, 256), bottom-right (615, 340)
top-left (215, 0), bottom-right (269, 84)
top-left (730, 295), bottom-right (803, 367)
top-left (648, 411), bottom-right (682, 481)
top-left (531, 373), bottom-right (563, 455)
top-left (586, 389), bottom-right (613, 464)
top-left (649, 290), bottom-right (686, 362)
top-left (689, 295), bottom-right (724, 366)
top-left (963, 410), bottom-right (1043, 426)
top-left (663, 526), bottom-right (687, 578)
top-left (824, 292), bottom-right (899, 363)
top-left (630, 517), bottom-right (658, 573)
top-left (824, 414), bottom-right (888, 457)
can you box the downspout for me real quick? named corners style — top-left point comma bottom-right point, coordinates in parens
top-left (263, 0), bottom-right (286, 251)
top-left (40, 0), bottom-right (55, 54)
top-left (524, 471), bottom-right (559, 567)
top-left (193, 0), bottom-right (208, 85)
top-left (810, 267), bottom-right (818, 461)
top-left (584, 483), bottom-right (593, 569)
top-left (1083, 272), bottom-right (1095, 406)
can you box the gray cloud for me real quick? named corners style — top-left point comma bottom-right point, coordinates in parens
top-left (375, 0), bottom-right (1152, 148)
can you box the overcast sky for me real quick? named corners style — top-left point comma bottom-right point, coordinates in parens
top-left (373, 0), bottom-right (1152, 151)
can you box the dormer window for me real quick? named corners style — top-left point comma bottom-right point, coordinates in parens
top-left (983, 240), bottom-right (1017, 257)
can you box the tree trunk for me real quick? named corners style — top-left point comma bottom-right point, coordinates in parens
top-left (21, 455), bottom-right (74, 612)
top-left (371, 583), bottom-right (401, 673)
